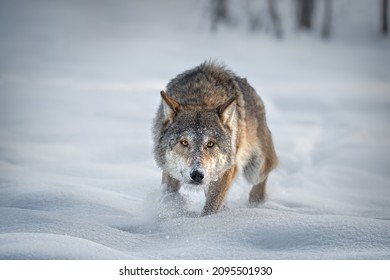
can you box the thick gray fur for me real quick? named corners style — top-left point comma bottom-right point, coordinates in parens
top-left (152, 61), bottom-right (278, 216)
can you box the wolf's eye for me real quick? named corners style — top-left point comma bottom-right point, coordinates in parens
top-left (180, 140), bottom-right (189, 147)
top-left (206, 141), bottom-right (215, 148)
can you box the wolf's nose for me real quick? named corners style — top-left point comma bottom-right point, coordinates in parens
top-left (190, 169), bottom-right (204, 184)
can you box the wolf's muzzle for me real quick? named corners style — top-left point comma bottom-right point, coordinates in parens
top-left (190, 169), bottom-right (204, 184)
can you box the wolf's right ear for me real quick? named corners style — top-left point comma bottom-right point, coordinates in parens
top-left (217, 97), bottom-right (237, 127)
top-left (160, 91), bottom-right (180, 125)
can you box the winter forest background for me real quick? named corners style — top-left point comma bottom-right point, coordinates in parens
top-left (0, 0), bottom-right (389, 259)
top-left (209, 0), bottom-right (389, 39)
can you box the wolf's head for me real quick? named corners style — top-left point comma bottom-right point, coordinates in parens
top-left (154, 91), bottom-right (237, 188)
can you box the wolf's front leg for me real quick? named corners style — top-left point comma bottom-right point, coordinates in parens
top-left (201, 166), bottom-right (237, 216)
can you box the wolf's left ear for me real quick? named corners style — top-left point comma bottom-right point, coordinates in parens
top-left (217, 97), bottom-right (237, 126)
top-left (160, 91), bottom-right (180, 125)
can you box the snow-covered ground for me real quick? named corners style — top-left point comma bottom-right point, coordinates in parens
top-left (0, 0), bottom-right (390, 259)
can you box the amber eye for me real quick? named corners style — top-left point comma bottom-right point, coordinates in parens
top-left (180, 140), bottom-right (189, 147)
top-left (206, 141), bottom-right (215, 148)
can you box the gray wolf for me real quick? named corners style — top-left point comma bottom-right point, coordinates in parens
top-left (152, 61), bottom-right (277, 216)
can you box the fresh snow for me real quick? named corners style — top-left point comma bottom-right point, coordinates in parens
top-left (0, 0), bottom-right (390, 259)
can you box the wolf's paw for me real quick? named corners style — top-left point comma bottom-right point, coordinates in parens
top-left (156, 192), bottom-right (192, 219)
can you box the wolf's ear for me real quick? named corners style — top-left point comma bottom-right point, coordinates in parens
top-left (217, 97), bottom-right (237, 126)
top-left (160, 91), bottom-right (180, 124)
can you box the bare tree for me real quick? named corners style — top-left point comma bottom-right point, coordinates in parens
top-left (297, 0), bottom-right (315, 30)
top-left (321, 0), bottom-right (332, 38)
top-left (382, 0), bottom-right (388, 34)
top-left (247, 0), bottom-right (283, 38)
top-left (211, 0), bottom-right (230, 32)
top-left (268, 0), bottom-right (283, 38)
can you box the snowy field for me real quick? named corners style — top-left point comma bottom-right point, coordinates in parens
top-left (1, 0), bottom-right (390, 259)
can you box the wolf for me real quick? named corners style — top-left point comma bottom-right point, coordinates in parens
top-left (152, 61), bottom-right (277, 216)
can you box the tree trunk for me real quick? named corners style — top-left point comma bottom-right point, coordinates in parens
top-left (211, 0), bottom-right (229, 32)
top-left (382, 0), bottom-right (388, 34)
top-left (297, 0), bottom-right (315, 30)
top-left (268, 0), bottom-right (283, 38)
top-left (321, 0), bottom-right (332, 38)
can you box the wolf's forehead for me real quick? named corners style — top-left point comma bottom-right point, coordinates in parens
top-left (175, 111), bottom-right (224, 138)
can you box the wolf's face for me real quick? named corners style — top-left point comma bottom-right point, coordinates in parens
top-left (156, 92), bottom-right (237, 188)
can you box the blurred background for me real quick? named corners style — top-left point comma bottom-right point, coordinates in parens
top-left (0, 0), bottom-right (388, 84)
top-left (0, 0), bottom-right (389, 259)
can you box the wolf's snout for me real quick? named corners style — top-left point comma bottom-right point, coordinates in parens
top-left (190, 169), bottom-right (204, 184)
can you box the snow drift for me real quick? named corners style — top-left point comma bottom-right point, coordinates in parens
top-left (0, 0), bottom-right (389, 259)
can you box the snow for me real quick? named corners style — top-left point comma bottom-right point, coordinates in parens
top-left (1, 0), bottom-right (390, 259)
